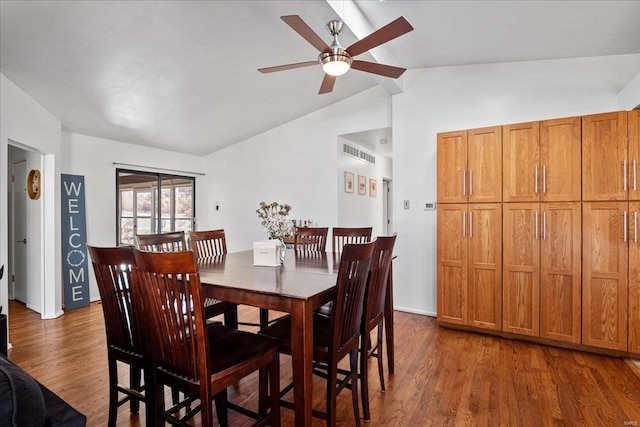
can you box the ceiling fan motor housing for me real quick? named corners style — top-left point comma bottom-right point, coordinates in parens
top-left (319, 20), bottom-right (352, 76)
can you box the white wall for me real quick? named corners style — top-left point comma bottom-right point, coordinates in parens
top-left (1, 73), bottom-right (62, 321)
top-left (392, 54), bottom-right (640, 316)
top-left (200, 86), bottom-right (391, 252)
top-left (337, 138), bottom-right (392, 238)
top-left (62, 132), bottom-right (206, 301)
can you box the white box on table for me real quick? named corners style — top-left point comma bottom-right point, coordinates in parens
top-left (253, 240), bottom-right (282, 267)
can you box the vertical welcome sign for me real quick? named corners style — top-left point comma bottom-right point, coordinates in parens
top-left (61, 174), bottom-right (90, 309)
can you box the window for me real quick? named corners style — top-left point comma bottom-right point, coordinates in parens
top-left (116, 169), bottom-right (195, 245)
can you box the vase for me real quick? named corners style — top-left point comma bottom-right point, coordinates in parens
top-left (278, 238), bottom-right (287, 263)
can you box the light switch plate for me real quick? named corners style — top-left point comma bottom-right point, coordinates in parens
top-left (403, 200), bottom-right (410, 209)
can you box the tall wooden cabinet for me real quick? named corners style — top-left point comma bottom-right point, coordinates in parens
top-left (582, 202), bottom-right (629, 351)
top-left (629, 202), bottom-right (640, 353)
top-left (437, 127), bottom-right (502, 204)
top-left (437, 204), bottom-right (502, 330)
top-left (503, 117), bottom-right (581, 203)
top-left (502, 202), bottom-right (581, 341)
top-left (437, 109), bottom-right (640, 357)
top-left (582, 112), bottom-right (628, 201)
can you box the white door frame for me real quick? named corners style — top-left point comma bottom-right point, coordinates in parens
top-left (383, 178), bottom-right (392, 235)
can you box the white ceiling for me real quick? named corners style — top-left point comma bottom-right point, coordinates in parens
top-left (1, 1), bottom-right (639, 156)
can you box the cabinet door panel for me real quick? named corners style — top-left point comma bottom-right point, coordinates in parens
top-left (540, 203), bottom-right (582, 343)
top-left (582, 112), bottom-right (628, 201)
top-left (582, 202), bottom-right (628, 351)
top-left (468, 126), bottom-right (502, 203)
top-left (468, 204), bottom-right (502, 330)
top-left (437, 204), bottom-right (468, 324)
top-left (503, 203), bottom-right (540, 336)
top-left (437, 131), bottom-right (467, 203)
top-left (629, 110), bottom-right (640, 201)
top-left (503, 122), bottom-right (540, 202)
top-left (629, 202), bottom-right (640, 353)
top-left (540, 117), bottom-right (582, 202)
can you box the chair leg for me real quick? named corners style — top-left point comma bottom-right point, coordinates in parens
top-left (152, 375), bottom-right (165, 427)
top-left (271, 351), bottom-right (281, 426)
top-left (214, 389), bottom-right (229, 427)
top-left (130, 364), bottom-right (141, 414)
top-left (201, 388), bottom-right (217, 427)
top-left (327, 363), bottom-right (339, 427)
top-left (259, 308), bottom-right (270, 329)
top-left (143, 365), bottom-right (156, 427)
top-left (377, 323), bottom-right (386, 392)
top-left (360, 331), bottom-right (371, 422)
top-left (258, 366), bottom-right (268, 415)
top-left (350, 348), bottom-right (362, 427)
top-left (107, 354), bottom-right (118, 427)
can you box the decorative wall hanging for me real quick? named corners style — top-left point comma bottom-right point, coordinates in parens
top-left (27, 169), bottom-right (41, 200)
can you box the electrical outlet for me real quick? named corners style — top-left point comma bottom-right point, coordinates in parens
top-left (424, 201), bottom-right (436, 210)
top-left (403, 200), bottom-right (410, 209)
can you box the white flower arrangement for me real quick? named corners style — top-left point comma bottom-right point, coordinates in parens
top-left (256, 201), bottom-right (294, 239)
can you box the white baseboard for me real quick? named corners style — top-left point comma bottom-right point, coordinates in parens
top-left (393, 305), bottom-right (436, 318)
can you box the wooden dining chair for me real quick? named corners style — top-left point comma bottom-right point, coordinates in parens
top-left (87, 245), bottom-right (153, 427)
top-left (360, 234), bottom-right (397, 421)
top-left (260, 241), bottom-right (375, 427)
top-left (294, 227), bottom-right (329, 252)
top-left (331, 227), bottom-right (373, 253)
top-left (131, 249), bottom-right (281, 427)
top-left (137, 230), bottom-right (230, 324)
top-left (135, 230), bottom-right (188, 252)
top-left (189, 229), bottom-right (240, 327)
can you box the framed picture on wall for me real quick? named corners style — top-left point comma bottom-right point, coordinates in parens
top-left (370, 178), bottom-right (377, 197)
top-left (358, 175), bottom-right (366, 195)
top-left (344, 172), bottom-right (354, 193)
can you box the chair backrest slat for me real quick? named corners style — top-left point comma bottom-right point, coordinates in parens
top-left (294, 227), bottom-right (328, 253)
top-left (189, 229), bottom-right (227, 259)
top-left (331, 241), bottom-right (375, 359)
top-left (136, 231), bottom-right (187, 252)
top-left (332, 227), bottom-right (372, 253)
top-left (132, 250), bottom-right (206, 383)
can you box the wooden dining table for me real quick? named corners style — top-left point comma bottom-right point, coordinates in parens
top-left (198, 249), bottom-right (395, 427)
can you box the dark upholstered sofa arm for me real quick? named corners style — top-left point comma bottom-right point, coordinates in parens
top-left (0, 354), bottom-right (86, 427)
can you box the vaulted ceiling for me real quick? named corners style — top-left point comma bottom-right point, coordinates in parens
top-left (1, 1), bottom-right (638, 156)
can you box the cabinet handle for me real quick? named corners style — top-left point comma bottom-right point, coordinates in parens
top-left (543, 211), bottom-right (547, 240)
top-left (535, 211), bottom-right (539, 240)
top-left (469, 170), bottom-right (473, 196)
top-left (623, 160), bottom-right (628, 192)
top-left (469, 211), bottom-right (473, 238)
top-left (624, 211), bottom-right (628, 243)
top-left (534, 165), bottom-right (538, 194)
top-left (542, 165), bottom-right (547, 194)
top-left (463, 169), bottom-right (466, 196)
top-left (462, 211), bottom-right (466, 237)
top-left (635, 211), bottom-right (638, 244)
top-left (633, 159), bottom-right (637, 192)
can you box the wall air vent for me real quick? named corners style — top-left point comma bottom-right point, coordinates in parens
top-left (342, 143), bottom-right (376, 164)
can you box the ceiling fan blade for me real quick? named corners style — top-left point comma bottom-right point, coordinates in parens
top-left (351, 60), bottom-right (406, 79)
top-left (318, 74), bottom-right (336, 94)
top-left (281, 15), bottom-right (331, 53)
top-left (346, 16), bottom-right (413, 57)
top-left (258, 60), bottom-right (318, 74)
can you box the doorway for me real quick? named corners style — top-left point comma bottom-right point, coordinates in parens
top-left (383, 178), bottom-right (392, 235)
top-left (7, 144), bottom-right (43, 314)
top-left (10, 159), bottom-right (27, 303)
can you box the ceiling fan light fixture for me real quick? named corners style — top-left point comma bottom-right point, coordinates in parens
top-left (319, 52), bottom-right (352, 76)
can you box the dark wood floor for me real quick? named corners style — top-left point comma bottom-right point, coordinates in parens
top-left (7, 299), bottom-right (640, 426)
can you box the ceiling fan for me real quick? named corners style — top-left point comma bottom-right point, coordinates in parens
top-left (258, 15), bottom-right (414, 94)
